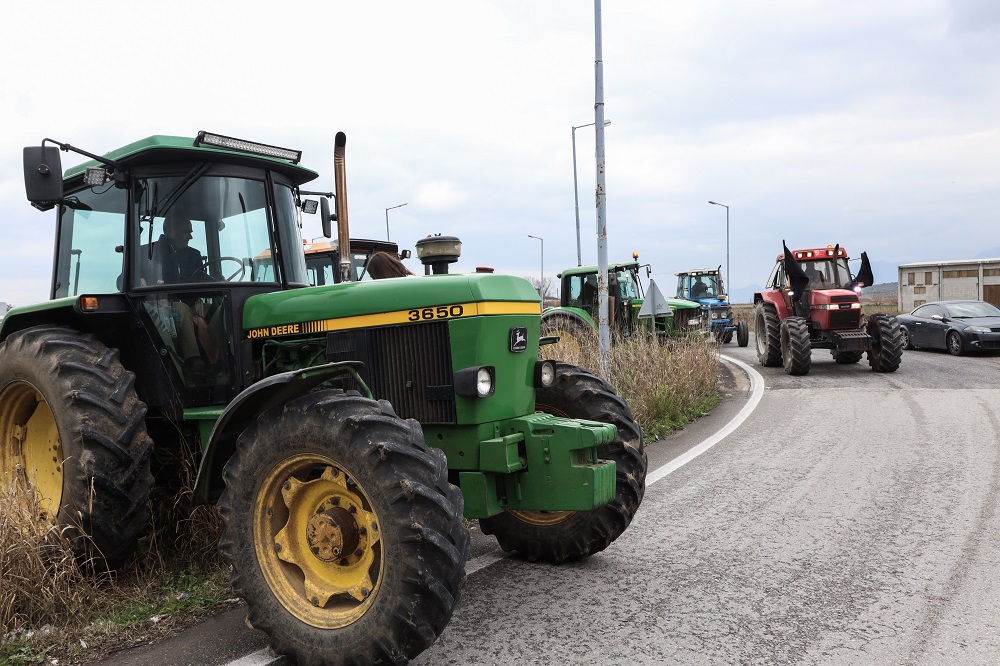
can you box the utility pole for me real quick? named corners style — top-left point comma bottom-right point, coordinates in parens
top-left (594, 0), bottom-right (611, 380)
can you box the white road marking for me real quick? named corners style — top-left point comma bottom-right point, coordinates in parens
top-left (223, 648), bottom-right (275, 666)
top-left (645, 353), bottom-right (764, 485)
top-left (222, 353), bottom-right (764, 666)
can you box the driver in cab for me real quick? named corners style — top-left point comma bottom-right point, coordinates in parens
top-left (148, 212), bottom-right (220, 384)
top-left (153, 213), bottom-right (209, 284)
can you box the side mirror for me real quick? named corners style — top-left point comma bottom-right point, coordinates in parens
top-left (930, 314), bottom-right (944, 321)
top-left (399, 249), bottom-right (411, 259)
top-left (23, 146), bottom-right (63, 209)
top-left (320, 197), bottom-right (336, 239)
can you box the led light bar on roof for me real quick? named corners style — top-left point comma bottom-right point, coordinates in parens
top-left (195, 131), bottom-right (302, 163)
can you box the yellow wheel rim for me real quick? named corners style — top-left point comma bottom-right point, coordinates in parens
top-left (0, 381), bottom-right (63, 519)
top-left (508, 509), bottom-right (574, 526)
top-left (254, 454), bottom-right (383, 628)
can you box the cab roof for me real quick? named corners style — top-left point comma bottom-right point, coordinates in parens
top-left (560, 261), bottom-right (639, 278)
top-left (64, 134), bottom-right (319, 186)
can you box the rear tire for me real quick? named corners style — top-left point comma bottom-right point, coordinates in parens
top-left (218, 391), bottom-right (468, 666)
top-left (0, 325), bottom-right (153, 570)
top-left (479, 363), bottom-right (646, 564)
top-left (867, 313), bottom-right (904, 371)
top-left (754, 303), bottom-right (781, 367)
top-left (736, 320), bottom-right (749, 347)
top-left (780, 317), bottom-right (812, 375)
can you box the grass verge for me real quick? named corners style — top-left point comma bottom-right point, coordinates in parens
top-left (540, 330), bottom-right (721, 442)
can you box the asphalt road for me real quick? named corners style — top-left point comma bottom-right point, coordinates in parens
top-left (96, 338), bottom-right (1000, 666)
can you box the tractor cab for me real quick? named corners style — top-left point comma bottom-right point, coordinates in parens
top-left (675, 267), bottom-right (744, 343)
top-left (19, 133), bottom-right (318, 406)
top-left (301, 238), bottom-right (409, 285)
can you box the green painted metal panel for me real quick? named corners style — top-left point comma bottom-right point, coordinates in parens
top-left (241, 273), bottom-right (540, 334)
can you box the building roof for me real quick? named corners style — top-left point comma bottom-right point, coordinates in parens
top-left (898, 258), bottom-right (1000, 269)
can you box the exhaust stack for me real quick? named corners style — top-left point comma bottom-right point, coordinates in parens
top-left (333, 132), bottom-right (351, 282)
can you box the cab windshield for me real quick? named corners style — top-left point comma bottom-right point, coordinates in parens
top-left (799, 258), bottom-right (852, 290)
top-left (129, 171), bottom-right (306, 289)
top-left (615, 268), bottom-right (641, 300)
top-left (678, 273), bottom-right (721, 299)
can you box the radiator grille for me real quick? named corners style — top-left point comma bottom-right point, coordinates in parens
top-left (326, 321), bottom-right (456, 424)
top-left (830, 295), bottom-right (858, 304)
top-left (829, 310), bottom-right (862, 329)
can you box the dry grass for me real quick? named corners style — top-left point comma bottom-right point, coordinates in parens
top-left (0, 479), bottom-right (105, 641)
top-left (1, 441), bottom-right (229, 665)
top-left (540, 331), bottom-right (721, 441)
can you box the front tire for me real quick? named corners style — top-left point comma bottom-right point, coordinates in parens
top-left (218, 392), bottom-right (468, 666)
top-left (947, 330), bottom-right (964, 356)
top-left (736, 320), bottom-right (750, 347)
top-left (780, 316), bottom-right (812, 375)
top-left (479, 363), bottom-right (646, 564)
top-left (754, 303), bottom-right (781, 367)
top-left (900, 326), bottom-right (914, 350)
top-left (867, 313), bottom-right (904, 371)
top-left (0, 326), bottom-right (153, 570)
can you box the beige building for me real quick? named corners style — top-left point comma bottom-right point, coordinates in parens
top-left (898, 258), bottom-right (1000, 312)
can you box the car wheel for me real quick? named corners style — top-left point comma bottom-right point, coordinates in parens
top-left (947, 330), bottom-right (964, 356)
top-left (900, 326), bottom-right (914, 350)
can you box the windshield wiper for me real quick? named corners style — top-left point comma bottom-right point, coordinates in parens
top-left (150, 163), bottom-right (209, 220)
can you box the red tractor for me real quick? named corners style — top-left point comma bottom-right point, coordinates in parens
top-left (753, 242), bottom-right (903, 375)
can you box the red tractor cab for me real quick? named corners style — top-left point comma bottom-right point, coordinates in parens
top-left (753, 242), bottom-right (902, 375)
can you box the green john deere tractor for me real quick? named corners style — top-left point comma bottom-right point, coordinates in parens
top-left (1, 132), bottom-right (646, 665)
top-left (541, 259), bottom-right (705, 355)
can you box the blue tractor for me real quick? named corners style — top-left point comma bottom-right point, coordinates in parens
top-left (675, 267), bottom-right (749, 346)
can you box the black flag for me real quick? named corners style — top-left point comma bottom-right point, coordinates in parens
top-left (855, 251), bottom-right (874, 288)
top-left (783, 241), bottom-right (810, 302)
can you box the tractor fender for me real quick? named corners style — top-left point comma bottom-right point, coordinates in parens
top-left (541, 306), bottom-right (596, 331)
top-left (192, 361), bottom-right (367, 505)
top-left (755, 290), bottom-right (791, 320)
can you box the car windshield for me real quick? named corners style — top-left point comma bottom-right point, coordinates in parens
top-left (947, 301), bottom-right (1000, 318)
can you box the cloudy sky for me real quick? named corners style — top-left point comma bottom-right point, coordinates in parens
top-left (1, 0), bottom-right (998, 306)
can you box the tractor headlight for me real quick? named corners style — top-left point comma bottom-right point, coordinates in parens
top-left (534, 360), bottom-right (557, 388)
top-left (454, 366), bottom-right (495, 398)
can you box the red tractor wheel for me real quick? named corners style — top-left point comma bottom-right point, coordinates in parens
top-left (866, 313), bottom-right (903, 372)
top-left (754, 303), bottom-right (781, 367)
top-left (780, 316), bottom-right (811, 375)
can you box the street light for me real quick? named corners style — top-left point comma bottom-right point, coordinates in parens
top-left (385, 202), bottom-right (407, 241)
top-left (572, 119), bottom-right (611, 266)
top-left (528, 234), bottom-right (544, 300)
top-left (708, 201), bottom-right (730, 295)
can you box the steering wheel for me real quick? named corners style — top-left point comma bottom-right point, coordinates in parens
top-left (202, 256), bottom-right (246, 282)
